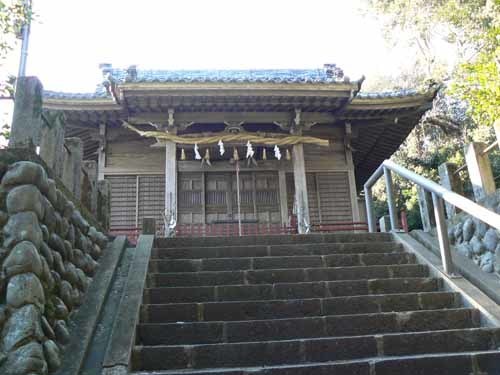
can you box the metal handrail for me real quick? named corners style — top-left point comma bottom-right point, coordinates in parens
top-left (364, 159), bottom-right (500, 276)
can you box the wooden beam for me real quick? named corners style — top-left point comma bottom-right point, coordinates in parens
top-left (278, 170), bottom-right (289, 226)
top-left (128, 111), bottom-right (336, 126)
top-left (201, 172), bottom-right (206, 225)
top-left (98, 123), bottom-right (106, 180)
top-left (164, 141), bottom-right (177, 235)
top-left (292, 143), bottom-right (310, 234)
top-left (345, 123), bottom-right (360, 222)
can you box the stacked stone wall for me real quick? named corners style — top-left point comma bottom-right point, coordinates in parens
top-left (447, 191), bottom-right (500, 274)
top-left (0, 161), bottom-right (108, 374)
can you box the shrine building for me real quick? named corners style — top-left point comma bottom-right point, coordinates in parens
top-left (42, 64), bottom-right (437, 237)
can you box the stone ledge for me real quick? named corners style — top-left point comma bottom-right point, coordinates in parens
top-left (410, 230), bottom-right (500, 307)
top-left (54, 236), bottom-right (127, 375)
top-left (102, 235), bottom-right (154, 371)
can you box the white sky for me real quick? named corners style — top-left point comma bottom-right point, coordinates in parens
top-left (3, 0), bottom-right (415, 93)
top-left (3, 0), bottom-right (445, 134)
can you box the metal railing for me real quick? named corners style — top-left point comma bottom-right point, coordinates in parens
top-left (364, 159), bottom-right (500, 276)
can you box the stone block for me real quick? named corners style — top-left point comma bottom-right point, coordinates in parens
top-left (1, 304), bottom-right (43, 352)
top-left (438, 162), bottom-right (463, 217)
top-left (1, 161), bottom-right (48, 194)
top-left (0, 341), bottom-right (47, 375)
top-left (39, 111), bottom-right (65, 178)
top-left (3, 212), bottom-right (43, 249)
top-left (62, 137), bottom-right (83, 200)
top-left (465, 142), bottom-right (496, 202)
top-left (6, 184), bottom-right (44, 220)
top-left (6, 273), bottom-right (45, 311)
top-left (379, 215), bottom-right (391, 232)
top-left (2, 241), bottom-right (42, 278)
top-left (9, 76), bottom-right (43, 150)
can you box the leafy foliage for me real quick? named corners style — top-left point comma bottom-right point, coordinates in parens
top-left (364, 0), bottom-right (500, 230)
top-left (0, 0), bottom-right (32, 141)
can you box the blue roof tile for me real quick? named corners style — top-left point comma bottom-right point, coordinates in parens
top-left (42, 66), bottom-right (425, 100)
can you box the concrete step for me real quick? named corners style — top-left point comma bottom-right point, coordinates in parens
top-left (131, 327), bottom-right (500, 371)
top-left (143, 277), bottom-right (441, 304)
top-left (140, 291), bottom-right (460, 324)
top-left (154, 233), bottom-right (394, 248)
top-left (152, 242), bottom-right (404, 260)
top-left (131, 350), bottom-right (500, 375)
top-left (149, 252), bottom-right (415, 273)
top-left (136, 308), bottom-right (479, 345)
top-left (148, 264), bottom-right (428, 287)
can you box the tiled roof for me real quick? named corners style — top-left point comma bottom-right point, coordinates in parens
top-left (44, 85), bottom-right (109, 99)
top-left (357, 89), bottom-right (419, 99)
top-left (110, 68), bottom-right (346, 84)
top-left (42, 65), bottom-right (430, 100)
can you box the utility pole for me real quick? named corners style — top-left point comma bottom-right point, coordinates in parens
top-left (17, 0), bottom-right (33, 78)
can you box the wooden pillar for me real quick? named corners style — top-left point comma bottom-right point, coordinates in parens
top-left (278, 170), bottom-right (289, 226)
top-left (438, 162), bottom-right (462, 217)
top-left (465, 142), bottom-right (496, 201)
top-left (98, 123), bottom-right (107, 180)
top-left (417, 186), bottom-right (434, 232)
top-left (292, 144), bottom-right (310, 234)
top-left (345, 124), bottom-right (360, 222)
top-left (164, 141), bottom-right (177, 235)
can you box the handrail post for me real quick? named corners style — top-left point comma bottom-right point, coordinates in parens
top-left (383, 167), bottom-right (399, 231)
top-left (431, 192), bottom-right (455, 275)
top-left (364, 186), bottom-right (377, 232)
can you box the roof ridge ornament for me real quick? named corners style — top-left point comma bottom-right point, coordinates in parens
top-left (125, 65), bottom-right (138, 82)
top-left (323, 63), bottom-right (344, 80)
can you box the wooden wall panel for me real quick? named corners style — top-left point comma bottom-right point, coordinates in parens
top-left (304, 142), bottom-right (347, 171)
top-left (108, 175), bottom-right (137, 230)
top-left (106, 127), bottom-right (165, 174)
top-left (316, 172), bottom-right (352, 223)
top-left (138, 175), bottom-right (165, 230)
top-left (285, 171), bottom-right (353, 225)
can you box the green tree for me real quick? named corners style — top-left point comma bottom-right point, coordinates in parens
top-left (0, 0), bottom-right (33, 140)
top-left (363, 0), bottom-right (500, 229)
top-left (1, 0), bottom-right (32, 94)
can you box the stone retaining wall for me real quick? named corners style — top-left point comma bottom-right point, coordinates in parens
top-left (0, 161), bottom-right (108, 374)
top-left (447, 191), bottom-right (500, 274)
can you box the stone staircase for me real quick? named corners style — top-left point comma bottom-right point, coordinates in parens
top-left (130, 233), bottom-right (500, 375)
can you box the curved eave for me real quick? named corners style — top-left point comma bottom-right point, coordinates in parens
top-left (118, 80), bottom-right (362, 94)
top-left (43, 98), bottom-right (122, 111)
top-left (347, 91), bottom-right (436, 110)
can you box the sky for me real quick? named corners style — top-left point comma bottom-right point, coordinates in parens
top-left (2, 0), bottom-right (439, 132)
top-left (2, 0), bottom-right (416, 93)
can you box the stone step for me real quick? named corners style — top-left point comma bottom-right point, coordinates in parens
top-left (151, 242), bottom-right (404, 260)
top-left (131, 327), bottom-right (500, 371)
top-left (149, 252), bottom-right (415, 273)
top-left (154, 233), bottom-right (394, 248)
top-left (143, 277), bottom-right (441, 304)
top-left (136, 308), bottom-right (479, 345)
top-left (148, 264), bottom-right (428, 287)
top-left (131, 350), bottom-right (500, 375)
top-left (140, 291), bottom-right (460, 324)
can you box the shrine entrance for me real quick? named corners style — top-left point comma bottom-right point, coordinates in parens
top-left (177, 171), bottom-right (285, 236)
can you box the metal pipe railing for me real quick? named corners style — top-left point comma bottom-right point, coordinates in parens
top-left (364, 159), bottom-right (500, 276)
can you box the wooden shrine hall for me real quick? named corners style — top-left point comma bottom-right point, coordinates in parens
top-left (42, 64), bottom-right (437, 237)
